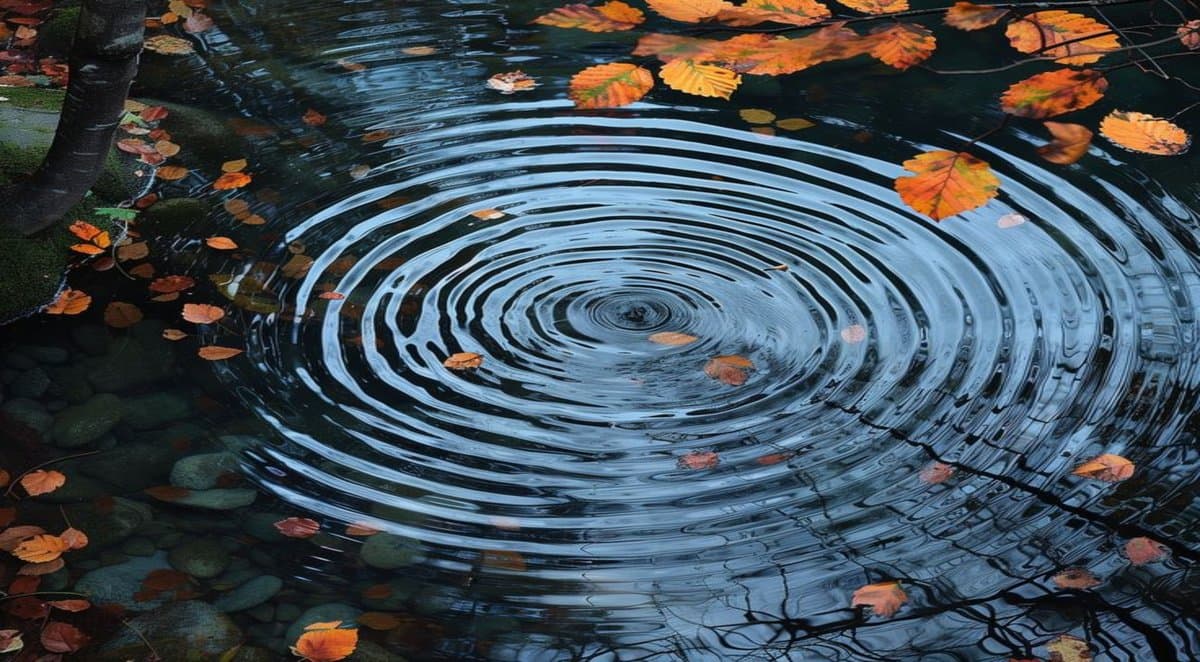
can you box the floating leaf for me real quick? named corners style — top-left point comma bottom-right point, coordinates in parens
top-left (852, 580), bottom-right (907, 617)
top-left (12, 534), bottom-right (68, 563)
top-left (1038, 121), bottom-right (1093, 165)
top-left (997, 212), bottom-right (1028, 228)
top-left (1046, 634), bottom-right (1092, 662)
top-left (678, 450), bottom-right (720, 469)
top-left (44, 289), bottom-right (91, 315)
top-left (659, 59), bottom-right (741, 99)
top-left (869, 23), bottom-right (936, 70)
top-left (716, 0), bottom-right (831, 28)
top-left (20, 470), bottom-right (66, 496)
top-left (469, 209), bottom-right (505, 220)
top-left (840, 324), bottom-right (867, 343)
top-left (569, 63), bottom-right (654, 109)
top-left (1053, 567), bottom-right (1100, 589)
top-left (704, 355), bottom-right (753, 385)
top-left (116, 241), bottom-right (150, 262)
top-left (182, 303), bottom-right (225, 324)
top-left (919, 461), bottom-right (954, 484)
top-left (344, 522), bottom-right (382, 536)
top-left (144, 34), bottom-right (194, 55)
top-left (0, 629), bottom-right (22, 654)
top-left (1000, 69), bottom-right (1107, 119)
top-left (47, 599), bottom-right (91, 612)
top-left (198, 346), bottom-right (244, 361)
top-left (649, 331), bottom-right (698, 345)
top-left (647, 0), bottom-right (733, 22)
top-left (104, 301), bottom-right (143, 328)
top-left (214, 172), bottom-right (252, 189)
top-left (1099, 111), bottom-right (1191, 156)
top-left (894, 150), bottom-right (999, 220)
top-left (291, 627), bottom-right (358, 662)
top-left (69, 220), bottom-right (110, 246)
top-left (275, 517), bottom-right (321, 539)
top-left (150, 275), bottom-right (196, 293)
top-left (775, 118), bottom-right (814, 131)
top-left (60, 527), bottom-right (88, 550)
top-left (944, 2), bottom-right (1007, 30)
top-left (444, 352), bottom-right (484, 370)
top-left (206, 236), bottom-right (239, 250)
top-left (319, 291), bottom-right (346, 300)
top-left (1005, 11), bottom-right (1119, 65)
top-left (739, 108), bottom-right (776, 124)
top-left (485, 70), bottom-right (540, 94)
top-left (1072, 453), bottom-right (1134, 482)
top-left (19, 557), bottom-right (64, 575)
top-left (836, 0), bottom-right (908, 13)
top-left (1179, 20), bottom-right (1200, 50)
top-left (1124, 537), bottom-right (1168, 565)
top-left (357, 612), bottom-right (403, 631)
top-left (157, 165), bottom-right (190, 180)
top-left (162, 329), bottom-right (189, 341)
top-left (221, 158), bottom-right (248, 172)
top-left (741, 24), bottom-right (871, 76)
top-left (0, 526), bottom-right (45, 552)
top-left (533, 1), bottom-right (644, 31)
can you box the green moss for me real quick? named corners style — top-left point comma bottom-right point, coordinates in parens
top-left (0, 87), bottom-right (67, 111)
top-left (37, 7), bottom-right (80, 56)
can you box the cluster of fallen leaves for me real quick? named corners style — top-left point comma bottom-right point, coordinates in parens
top-left (0, 0), bottom-right (71, 88)
top-left (520, 0), bottom-right (1194, 221)
top-left (0, 466), bottom-right (95, 657)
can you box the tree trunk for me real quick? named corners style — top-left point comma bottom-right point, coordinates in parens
top-left (1, 0), bottom-right (145, 236)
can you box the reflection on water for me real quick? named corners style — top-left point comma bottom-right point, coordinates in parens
top-left (4, 0), bottom-right (1200, 658)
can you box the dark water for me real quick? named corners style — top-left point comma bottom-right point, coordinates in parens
top-left (5, 0), bottom-right (1200, 659)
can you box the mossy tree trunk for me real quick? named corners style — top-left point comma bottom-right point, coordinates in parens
top-left (0, 0), bottom-right (145, 236)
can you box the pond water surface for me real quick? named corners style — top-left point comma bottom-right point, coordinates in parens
top-left (4, 0), bottom-right (1200, 659)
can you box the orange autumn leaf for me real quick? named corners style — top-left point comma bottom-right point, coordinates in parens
top-left (221, 158), bottom-right (248, 172)
top-left (851, 580), bottom-right (907, 617)
top-left (157, 165), bottom-right (190, 180)
top-left (60, 528), bottom-right (88, 550)
top-left (568, 62), bottom-right (654, 109)
top-left (469, 208), bottom-right (505, 220)
top-left (649, 331), bottom-right (698, 345)
top-left (155, 139), bottom-right (181, 156)
top-left (647, 0), bottom-right (732, 22)
top-left (659, 59), bottom-right (741, 99)
top-left (444, 352), bottom-right (484, 370)
top-left (715, 0), bottom-right (831, 28)
top-left (678, 450), bottom-right (720, 469)
top-left (868, 23), bottom-right (936, 70)
top-left (533, 1), bottom-right (644, 32)
top-left (149, 275), bottom-right (196, 293)
top-left (836, 0), bottom-right (907, 13)
top-left (198, 346), bottom-right (244, 360)
top-left (943, 2), bottom-right (1007, 30)
top-left (206, 236), bottom-right (239, 250)
top-left (1072, 453), bottom-right (1134, 482)
top-left (12, 534), bottom-right (69, 563)
top-left (318, 291), bottom-right (346, 300)
top-left (302, 108), bottom-right (327, 126)
top-left (104, 301), bottom-right (144, 328)
top-left (69, 242), bottom-right (106, 256)
top-left (894, 150), bottom-right (999, 220)
top-left (214, 172), bottom-right (252, 190)
top-left (291, 627), bottom-right (358, 662)
top-left (633, 33), bottom-right (718, 62)
top-left (44, 289), bottom-right (91, 315)
top-left (919, 461), bottom-right (955, 484)
top-left (704, 355), bottom-right (753, 385)
top-left (182, 303), bottom-right (225, 324)
top-left (344, 522), bottom-right (381, 536)
top-left (1005, 10), bottom-right (1120, 65)
top-left (741, 24), bottom-right (872, 76)
top-left (20, 470), bottom-right (66, 496)
top-left (129, 263), bottom-right (156, 278)
top-left (68, 220), bottom-right (110, 246)
top-left (162, 329), bottom-right (189, 341)
top-left (999, 69), bottom-right (1107, 119)
top-left (1038, 122), bottom-right (1093, 165)
top-left (1124, 537), bottom-right (1168, 565)
top-left (274, 517), bottom-right (321, 538)
top-left (1099, 111), bottom-right (1191, 156)
top-left (1053, 567), bottom-right (1100, 589)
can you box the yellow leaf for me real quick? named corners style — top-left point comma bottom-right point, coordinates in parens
top-left (1005, 10), bottom-right (1120, 65)
top-left (1098, 110), bottom-right (1191, 156)
top-left (868, 23), bottom-right (936, 70)
top-left (739, 108), bottom-right (776, 124)
top-left (999, 69), bottom-right (1107, 119)
top-left (893, 150), bottom-right (1000, 221)
top-left (221, 158), bottom-right (248, 172)
top-left (568, 62), bottom-right (654, 109)
top-left (943, 2), bottom-right (1008, 30)
top-left (836, 0), bottom-right (908, 13)
top-left (533, 1), bottom-right (645, 31)
top-left (659, 59), bottom-right (741, 99)
top-left (775, 117), bottom-right (814, 131)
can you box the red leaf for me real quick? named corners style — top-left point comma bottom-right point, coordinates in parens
top-left (274, 517), bottom-right (321, 539)
top-left (40, 621), bottom-right (89, 653)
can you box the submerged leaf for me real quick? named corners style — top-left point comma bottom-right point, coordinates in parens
top-left (894, 150), bottom-right (999, 220)
top-left (1037, 121), bottom-right (1093, 165)
top-left (678, 450), bottom-right (720, 469)
top-left (1124, 537), bottom-right (1168, 565)
top-left (275, 517), bottom-right (321, 538)
top-left (104, 301), bottom-right (144, 328)
top-left (1046, 634), bottom-right (1093, 662)
top-left (649, 331), bottom-right (698, 345)
top-left (704, 355), bottom-right (753, 385)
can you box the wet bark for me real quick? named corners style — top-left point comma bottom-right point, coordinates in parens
top-left (1, 0), bottom-right (146, 236)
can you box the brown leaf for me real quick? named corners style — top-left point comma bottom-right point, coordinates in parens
top-left (919, 461), bottom-right (955, 484)
top-left (444, 352), bottom-right (484, 370)
top-left (274, 517), bottom-right (320, 538)
top-left (150, 275), bottom-right (196, 293)
top-left (704, 355), bottom-right (753, 385)
top-left (18, 557), bottom-right (64, 575)
top-left (678, 450), bottom-right (720, 469)
top-left (1000, 69), bottom-right (1107, 119)
top-left (851, 580), bottom-right (907, 617)
top-left (157, 165), bottom-right (190, 180)
top-left (104, 301), bottom-right (144, 328)
top-left (40, 621), bottom-right (88, 653)
top-left (481, 549), bottom-right (528, 572)
top-left (1072, 453), bottom-right (1134, 482)
top-left (59, 527), bottom-right (88, 550)
top-left (357, 612), bottom-right (402, 630)
top-left (1124, 537), bottom-right (1168, 565)
top-left (182, 303), bottom-right (225, 324)
top-left (648, 331), bottom-right (698, 345)
top-left (302, 108), bottom-right (327, 126)
top-left (221, 158), bottom-right (248, 173)
top-left (740, 108), bottom-right (776, 124)
top-left (20, 470), bottom-right (66, 496)
top-left (1037, 122), bottom-right (1093, 165)
top-left (944, 2), bottom-right (1008, 30)
top-left (155, 139), bottom-right (181, 156)
top-left (144, 485), bottom-right (191, 501)
top-left (162, 329), bottom-right (189, 341)
top-left (198, 346), bottom-right (244, 361)
top-left (0, 526), bottom-right (46, 552)
top-left (214, 172), bottom-right (252, 190)
top-left (46, 599), bottom-right (91, 613)
top-left (1046, 634), bottom-right (1092, 662)
top-left (1052, 567), bottom-right (1100, 589)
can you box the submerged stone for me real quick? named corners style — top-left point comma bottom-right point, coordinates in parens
top-left (360, 533), bottom-right (424, 570)
top-left (168, 487), bottom-right (258, 510)
top-left (50, 392), bottom-right (123, 447)
top-left (75, 552), bottom-right (173, 610)
top-left (213, 575), bottom-right (283, 612)
top-left (122, 391), bottom-right (192, 429)
top-left (168, 537), bottom-right (231, 578)
top-left (95, 600), bottom-right (243, 661)
top-left (0, 397), bottom-right (52, 434)
top-left (170, 451), bottom-right (240, 489)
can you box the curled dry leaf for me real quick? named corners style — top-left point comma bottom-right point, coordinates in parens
top-left (1053, 567), bottom-right (1100, 589)
top-left (894, 150), bottom-right (999, 221)
top-left (944, 2), bottom-right (1007, 30)
top-left (1072, 453), bottom-right (1134, 482)
top-left (1124, 537), bottom-right (1168, 565)
top-left (485, 70), bottom-right (539, 94)
top-left (206, 236), bottom-right (239, 250)
top-left (919, 461), bottom-right (955, 484)
top-left (1000, 69), bottom-right (1107, 119)
top-left (182, 303), bottom-right (225, 324)
top-left (704, 355), bottom-right (753, 385)
top-left (104, 301), bottom-right (144, 328)
top-left (1038, 121), bottom-right (1093, 165)
top-left (851, 580), bottom-right (907, 617)
top-left (274, 517), bottom-right (321, 539)
top-left (1179, 20), bottom-right (1200, 50)
top-left (1005, 11), bottom-right (1119, 65)
top-left (568, 62), bottom-right (654, 109)
top-left (533, 1), bottom-right (645, 32)
top-left (678, 450), bottom-right (720, 470)
top-left (1046, 634), bottom-right (1093, 662)
top-left (444, 352), bottom-right (484, 370)
top-left (12, 534), bottom-right (69, 563)
top-left (1099, 111), bottom-right (1191, 156)
top-left (20, 470), bottom-right (66, 496)
top-left (198, 346), bottom-right (244, 361)
top-left (291, 626), bottom-right (359, 662)
top-left (44, 289), bottom-right (91, 315)
top-left (649, 331), bottom-right (698, 345)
